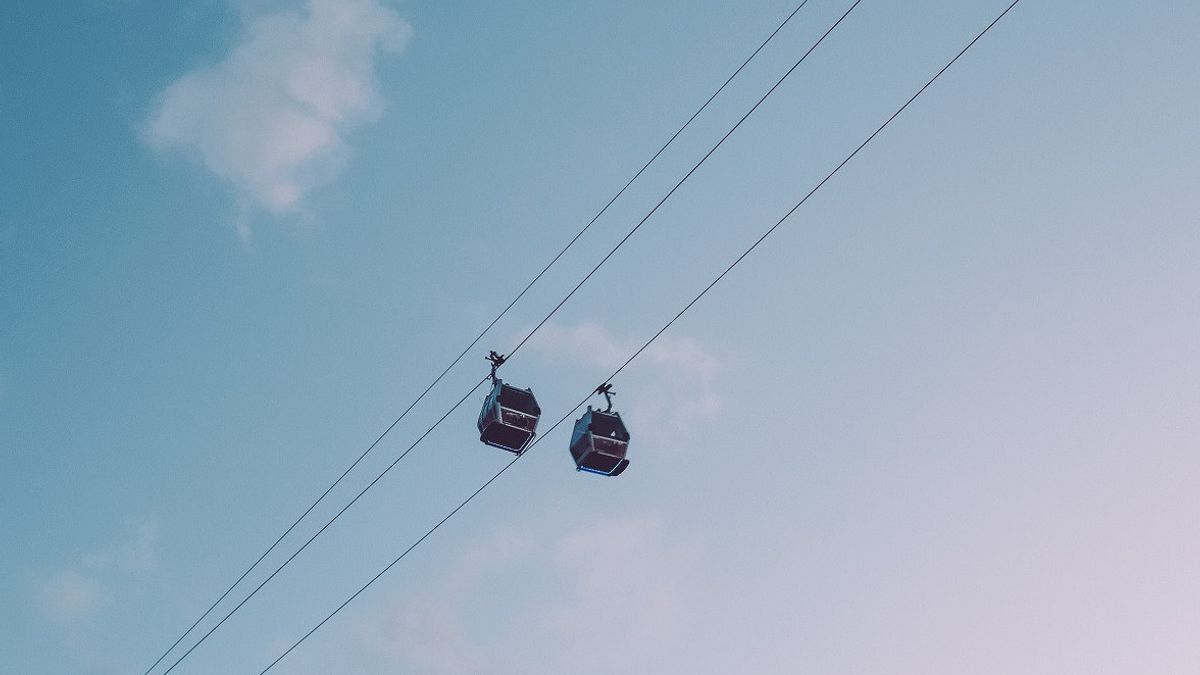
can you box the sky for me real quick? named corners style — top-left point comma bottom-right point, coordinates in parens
top-left (2, 0), bottom-right (1199, 673)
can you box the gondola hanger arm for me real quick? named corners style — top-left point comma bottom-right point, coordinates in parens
top-left (595, 383), bottom-right (615, 413)
top-left (486, 351), bottom-right (506, 383)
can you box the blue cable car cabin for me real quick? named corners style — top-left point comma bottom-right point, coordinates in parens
top-left (569, 407), bottom-right (630, 476)
top-left (477, 379), bottom-right (541, 453)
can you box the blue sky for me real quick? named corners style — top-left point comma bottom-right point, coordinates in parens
top-left (3, 1), bottom-right (1199, 673)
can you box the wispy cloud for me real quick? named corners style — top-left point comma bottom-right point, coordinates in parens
top-left (37, 521), bottom-right (160, 626)
top-left (354, 527), bottom-right (531, 674)
top-left (80, 521), bottom-right (159, 572)
top-left (39, 571), bottom-right (108, 624)
top-left (144, 0), bottom-right (411, 226)
top-left (342, 515), bottom-right (693, 675)
top-left (537, 514), bottom-right (691, 668)
top-left (357, 594), bottom-right (484, 675)
top-left (521, 320), bottom-right (723, 438)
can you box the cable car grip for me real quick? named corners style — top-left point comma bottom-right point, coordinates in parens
top-left (486, 351), bottom-right (507, 383)
top-left (595, 383), bottom-right (615, 413)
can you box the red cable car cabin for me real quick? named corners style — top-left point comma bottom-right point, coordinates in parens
top-left (477, 379), bottom-right (541, 453)
top-left (569, 406), bottom-right (630, 476)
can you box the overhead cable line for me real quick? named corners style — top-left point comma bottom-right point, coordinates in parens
top-left (158, 0), bottom-right (860, 669)
top-left (161, 1), bottom-right (857, 668)
top-left (256, 2), bottom-right (1025, 671)
top-left (505, 0), bottom-right (862, 362)
top-left (157, 379), bottom-right (489, 675)
top-left (142, 3), bottom-right (817, 673)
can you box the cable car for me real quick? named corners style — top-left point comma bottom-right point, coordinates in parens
top-left (477, 378), bottom-right (541, 453)
top-left (570, 405), bottom-right (630, 476)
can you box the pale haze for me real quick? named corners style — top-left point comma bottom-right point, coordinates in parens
top-left (2, 1), bottom-right (1197, 674)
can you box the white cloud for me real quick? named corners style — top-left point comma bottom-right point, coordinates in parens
top-left (343, 515), bottom-right (694, 675)
top-left (38, 522), bottom-right (160, 628)
top-left (354, 527), bottom-right (532, 675)
top-left (536, 514), bottom-right (691, 669)
top-left (145, 0), bottom-right (411, 216)
top-left (520, 320), bottom-right (723, 437)
top-left (357, 595), bottom-right (484, 675)
top-left (81, 521), bottom-right (159, 572)
top-left (39, 571), bottom-right (107, 624)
